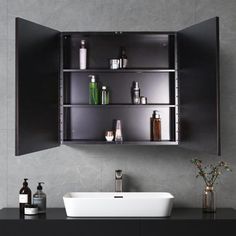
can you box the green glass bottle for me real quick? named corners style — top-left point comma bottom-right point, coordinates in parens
top-left (89, 75), bottom-right (98, 105)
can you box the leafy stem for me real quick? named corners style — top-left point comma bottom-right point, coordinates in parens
top-left (191, 159), bottom-right (232, 187)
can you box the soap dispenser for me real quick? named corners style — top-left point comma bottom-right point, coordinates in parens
top-left (89, 75), bottom-right (98, 105)
top-left (33, 182), bottom-right (46, 214)
top-left (19, 178), bottom-right (32, 214)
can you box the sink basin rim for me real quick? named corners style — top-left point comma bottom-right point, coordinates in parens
top-left (63, 192), bottom-right (174, 199)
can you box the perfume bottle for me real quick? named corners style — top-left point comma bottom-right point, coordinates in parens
top-left (114, 120), bottom-right (123, 142)
top-left (80, 39), bottom-right (87, 69)
top-left (131, 81), bottom-right (140, 104)
top-left (151, 110), bottom-right (161, 141)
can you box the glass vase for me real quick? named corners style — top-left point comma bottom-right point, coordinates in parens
top-left (203, 186), bottom-right (216, 213)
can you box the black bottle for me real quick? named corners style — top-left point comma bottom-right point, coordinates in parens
top-left (119, 47), bottom-right (128, 68)
top-left (19, 178), bottom-right (32, 214)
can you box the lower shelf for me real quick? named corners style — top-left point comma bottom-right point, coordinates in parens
top-left (63, 140), bottom-right (178, 145)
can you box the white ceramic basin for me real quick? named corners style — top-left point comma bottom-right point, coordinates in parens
top-left (63, 192), bottom-right (174, 217)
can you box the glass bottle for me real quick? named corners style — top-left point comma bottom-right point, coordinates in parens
top-left (131, 81), bottom-right (140, 104)
top-left (119, 47), bottom-right (128, 68)
top-left (101, 86), bottom-right (109, 105)
top-left (89, 75), bottom-right (98, 105)
top-left (114, 120), bottom-right (123, 142)
top-left (33, 182), bottom-right (46, 214)
top-left (203, 186), bottom-right (216, 213)
top-left (19, 178), bottom-right (32, 214)
top-left (151, 110), bottom-right (161, 141)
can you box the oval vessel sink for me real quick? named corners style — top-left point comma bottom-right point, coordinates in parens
top-left (63, 192), bottom-right (174, 217)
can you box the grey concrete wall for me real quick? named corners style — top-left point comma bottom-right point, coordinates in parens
top-left (0, 0), bottom-right (236, 209)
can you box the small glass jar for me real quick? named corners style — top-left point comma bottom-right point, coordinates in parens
top-left (203, 186), bottom-right (216, 213)
top-left (105, 131), bottom-right (114, 142)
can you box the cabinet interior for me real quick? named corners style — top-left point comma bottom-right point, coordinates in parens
top-left (61, 33), bottom-right (178, 144)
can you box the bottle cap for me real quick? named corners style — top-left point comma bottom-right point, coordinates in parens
top-left (81, 39), bottom-right (85, 45)
top-left (37, 182), bottom-right (44, 190)
top-left (153, 110), bottom-right (160, 118)
top-left (133, 81), bottom-right (139, 89)
top-left (102, 86), bottom-right (106, 90)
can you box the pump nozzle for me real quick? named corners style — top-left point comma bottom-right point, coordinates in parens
top-left (37, 182), bottom-right (45, 190)
top-left (88, 74), bottom-right (96, 82)
top-left (23, 178), bottom-right (29, 186)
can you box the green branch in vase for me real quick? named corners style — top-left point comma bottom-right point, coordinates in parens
top-left (191, 158), bottom-right (232, 187)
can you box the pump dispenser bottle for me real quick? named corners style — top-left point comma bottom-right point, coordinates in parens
top-left (19, 178), bottom-right (32, 214)
top-left (33, 182), bottom-right (46, 214)
top-left (89, 75), bottom-right (98, 105)
top-left (151, 110), bottom-right (161, 141)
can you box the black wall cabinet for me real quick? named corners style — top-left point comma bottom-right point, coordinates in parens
top-left (15, 17), bottom-right (220, 156)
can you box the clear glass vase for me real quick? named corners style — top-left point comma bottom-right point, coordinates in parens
top-left (203, 186), bottom-right (216, 213)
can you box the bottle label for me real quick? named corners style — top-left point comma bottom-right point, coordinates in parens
top-left (19, 194), bottom-right (28, 203)
top-left (33, 197), bottom-right (46, 212)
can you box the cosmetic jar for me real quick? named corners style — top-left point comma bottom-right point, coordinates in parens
top-left (140, 96), bottom-right (147, 104)
top-left (110, 59), bottom-right (120, 69)
top-left (24, 204), bottom-right (38, 215)
top-left (105, 131), bottom-right (114, 142)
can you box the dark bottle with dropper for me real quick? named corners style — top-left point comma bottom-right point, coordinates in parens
top-left (19, 178), bottom-right (32, 214)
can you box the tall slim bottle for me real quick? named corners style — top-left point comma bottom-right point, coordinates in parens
top-left (114, 120), bottom-right (123, 142)
top-left (151, 110), bottom-right (161, 141)
top-left (19, 178), bottom-right (32, 214)
top-left (119, 47), bottom-right (128, 68)
top-left (131, 81), bottom-right (140, 104)
top-left (80, 39), bottom-right (87, 69)
top-left (89, 75), bottom-right (98, 105)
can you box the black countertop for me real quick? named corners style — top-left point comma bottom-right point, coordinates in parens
top-left (0, 208), bottom-right (236, 220)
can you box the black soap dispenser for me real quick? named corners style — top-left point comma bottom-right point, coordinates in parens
top-left (19, 178), bottom-right (32, 214)
top-left (33, 182), bottom-right (46, 213)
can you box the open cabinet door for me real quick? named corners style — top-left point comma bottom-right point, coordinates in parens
top-left (16, 18), bottom-right (60, 155)
top-left (178, 17), bottom-right (220, 155)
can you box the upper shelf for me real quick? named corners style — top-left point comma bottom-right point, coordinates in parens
top-left (63, 69), bottom-right (176, 73)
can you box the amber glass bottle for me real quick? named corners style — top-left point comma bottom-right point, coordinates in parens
top-left (19, 178), bottom-right (32, 214)
top-left (151, 110), bottom-right (161, 141)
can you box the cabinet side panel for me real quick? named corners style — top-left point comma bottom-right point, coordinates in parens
top-left (16, 18), bottom-right (60, 155)
top-left (178, 17), bottom-right (220, 155)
